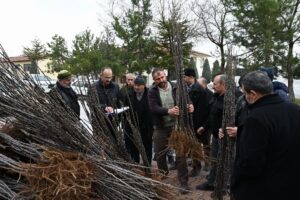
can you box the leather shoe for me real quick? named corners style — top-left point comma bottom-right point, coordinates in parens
top-left (179, 184), bottom-right (190, 195)
top-left (195, 182), bottom-right (214, 191)
top-left (189, 168), bottom-right (200, 177)
top-left (168, 164), bottom-right (177, 171)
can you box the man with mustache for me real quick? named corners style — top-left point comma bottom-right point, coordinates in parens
top-left (148, 68), bottom-right (193, 194)
top-left (50, 70), bottom-right (80, 116)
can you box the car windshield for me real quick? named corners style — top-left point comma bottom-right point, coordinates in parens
top-left (32, 74), bottom-right (50, 82)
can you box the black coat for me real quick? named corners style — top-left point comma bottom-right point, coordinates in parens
top-left (125, 88), bottom-right (153, 137)
top-left (50, 82), bottom-right (80, 116)
top-left (205, 93), bottom-right (224, 138)
top-left (187, 81), bottom-right (210, 132)
top-left (232, 94), bottom-right (300, 200)
top-left (89, 80), bottom-right (121, 109)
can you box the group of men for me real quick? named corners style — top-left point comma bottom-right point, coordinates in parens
top-left (51, 67), bottom-right (300, 199)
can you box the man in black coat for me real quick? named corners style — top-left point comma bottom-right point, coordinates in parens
top-left (124, 75), bottom-right (153, 164)
top-left (198, 76), bottom-right (213, 103)
top-left (120, 73), bottom-right (135, 103)
top-left (50, 70), bottom-right (80, 116)
top-left (232, 71), bottom-right (300, 200)
top-left (184, 69), bottom-right (210, 177)
top-left (87, 67), bottom-right (122, 141)
top-left (89, 67), bottom-right (121, 113)
top-left (196, 74), bottom-right (227, 191)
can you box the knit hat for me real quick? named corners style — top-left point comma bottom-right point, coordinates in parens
top-left (134, 75), bottom-right (146, 85)
top-left (57, 70), bottom-right (72, 80)
top-left (258, 67), bottom-right (274, 81)
top-left (184, 68), bottom-right (196, 77)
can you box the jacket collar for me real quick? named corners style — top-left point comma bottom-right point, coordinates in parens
top-left (152, 81), bottom-right (176, 90)
top-left (248, 94), bottom-right (284, 109)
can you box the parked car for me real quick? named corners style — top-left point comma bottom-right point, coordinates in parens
top-left (29, 74), bottom-right (56, 92)
top-left (71, 79), bottom-right (91, 96)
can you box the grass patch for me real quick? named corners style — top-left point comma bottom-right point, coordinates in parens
top-left (295, 99), bottom-right (300, 105)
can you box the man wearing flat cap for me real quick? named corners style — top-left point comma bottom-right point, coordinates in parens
top-left (124, 75), bottom-right (153, 164)
top-left (50, 70), bottom-right (80, 116)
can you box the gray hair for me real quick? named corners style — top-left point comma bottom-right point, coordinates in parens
top-left (219, 74), bottom-right (227, 84)
top-left (126, 73), bottom-right (136, 80)
top-left (214, 74), bottom-right (227, 84)
top-left (242, 71), bottom-right (273, 95)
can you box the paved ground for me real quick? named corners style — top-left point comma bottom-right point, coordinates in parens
top-left (154, 161), bottom-right (230, 200)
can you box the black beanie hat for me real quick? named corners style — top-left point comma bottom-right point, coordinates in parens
top-left (134, 75), bottom-right (146, 85)
top-left (184, 68), bottom-right (196, 77)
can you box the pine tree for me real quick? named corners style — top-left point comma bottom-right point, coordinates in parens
top-left (47, 34), bottom-right (69, 73)
top-left (202, 58), bottom-right (211, 83)
top-left (112, 0), bottom-right (155, 74)
top-left (212, 60), bottom-right (221, 80)
top-left (23, 38), bottom-right (46, 74)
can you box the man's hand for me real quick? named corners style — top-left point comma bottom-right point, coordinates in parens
top-left (105, 106), bottom-right (114, 113)
top-left (226, 127), bottom-right (238, 138)
top-left (218, 127), bottom-right (238, 139)
top-left (196, 127), bottom-right (205, 135)
top-left (187, 104), bottom-right (194, 113)
top-left (168, 106), bottom-right (179, 116)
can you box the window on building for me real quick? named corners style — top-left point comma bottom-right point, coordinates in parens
top-left (24, 63), bottom-right (38, 74)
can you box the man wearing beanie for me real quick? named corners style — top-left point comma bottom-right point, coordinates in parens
top-left (259, 67), bottom-right (289, 101)
top-left (49, 70), bottom-right (80, 116)
top-left (123, 75), bottom-right (153, 164)
top-left (183, 68), bottom-right (210, 177)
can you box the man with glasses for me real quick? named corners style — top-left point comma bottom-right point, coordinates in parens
top-left (91, 67), bottom-right (121, 113)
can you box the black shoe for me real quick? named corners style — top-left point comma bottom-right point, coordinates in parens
top-left (195, 182), bottom-right (214, 191)
top-left (189, 168), bottom-right (200, 177)
top-left (203, 165), bottom-right (210, 171)
top-left (179, 184), bottom-right (190, 195)
top-left (168, 164), bottom-right (176, 170)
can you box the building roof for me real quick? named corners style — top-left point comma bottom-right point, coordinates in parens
top-left (9, 55), bottom-right (30, 62)
top-left (190, 50), bottom-right (211, 57)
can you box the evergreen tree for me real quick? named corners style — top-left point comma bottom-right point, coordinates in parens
top-left (46, 34), bottom-right (69, 73)
top-left (190, 58), bottom-right (199, 79)
top-left (212, 60), bottom-right (221, 79)
top-left (23, 38), bottom-right (46, 74)
top-left (224, 0), bottom-right (300, 101)
top-left (202, 58), bottom-right (211, 83)
top-left (154, 1), bottom-right (193, 80)
top-left (112, 0), bottom-right (155, 74)
top-left (97, 27), bottom-right (124, 76)
top-left (68, 29), bottom-right (102, 75)
top-left (224, 0), bottom-right (283, 69)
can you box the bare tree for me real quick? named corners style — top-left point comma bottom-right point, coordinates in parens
top-left (191, 0), bottom-right (233, 72)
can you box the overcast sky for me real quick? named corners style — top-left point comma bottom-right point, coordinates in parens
top-left (0, 0), bottom-right (221, 57)
top-left (0, 0), bottom-right (108, 56)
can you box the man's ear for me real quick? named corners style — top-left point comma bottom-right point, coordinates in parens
top-left (249, 90), bottom-right (257, 96)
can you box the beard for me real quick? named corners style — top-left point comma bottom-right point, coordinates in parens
top-left (158, 80), bottom-right (167, 89)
